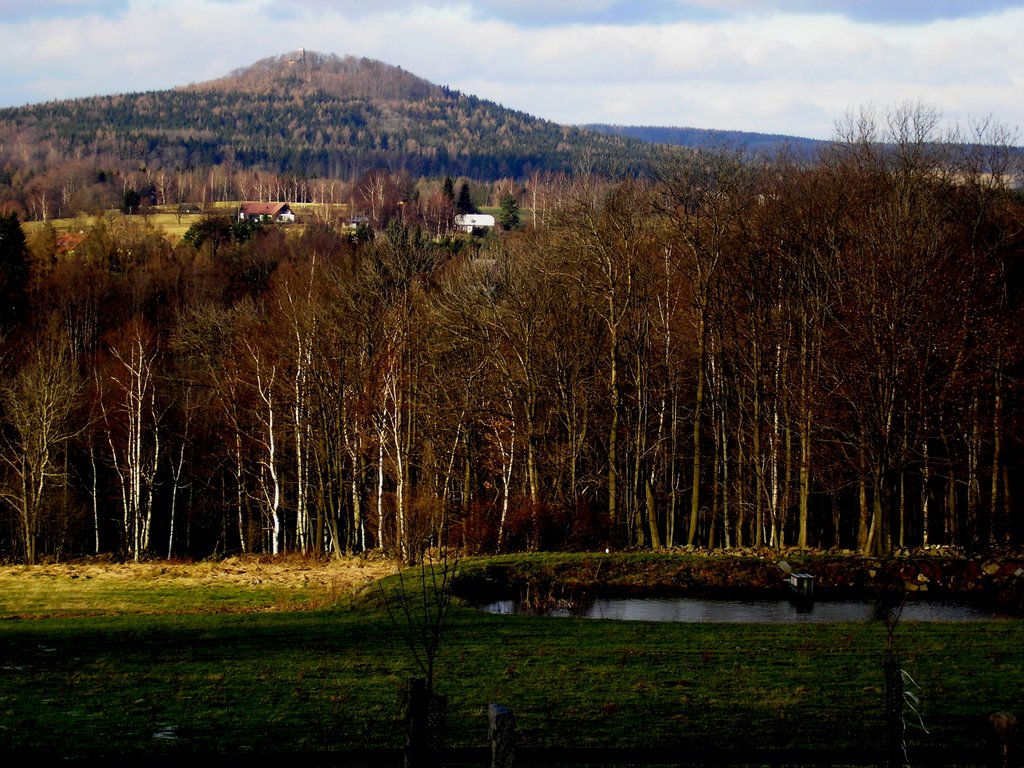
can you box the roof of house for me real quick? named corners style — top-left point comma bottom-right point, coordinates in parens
top-left (56, 231), bottom-right (88, 255)
top-left (239, 202), bottom-right (292, 217)
top-left (455, 214), bottom-right (495, 227)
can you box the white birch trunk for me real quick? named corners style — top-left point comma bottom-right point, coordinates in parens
top-left (385, 364), bottom-right (406, 561)
top-left (249, 345), bottom-right (281, 554)
top-left (494, 393), bottom-right (517, 552)
top-left (100, 333), bottom-right (160, 562)
top-left (376, 416), bottom-right (386, 551)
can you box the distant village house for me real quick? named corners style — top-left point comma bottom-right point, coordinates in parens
top-left (238, 202), bottom-right (296, 223)
top-left (454, 213), bottom-right (495, 233)
top-left (56, 231), bottom-right (88, 257)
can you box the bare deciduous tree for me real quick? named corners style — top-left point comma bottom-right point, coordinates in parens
top-left (0, 323), bottom-right (82, 563)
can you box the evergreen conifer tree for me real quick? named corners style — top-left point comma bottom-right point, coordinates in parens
top-left (499, 192), bottom-right (521, 230)
top-left (456, 182), bottom-right (476, 215)
top-left (0, 212), bottom-right (29, 327)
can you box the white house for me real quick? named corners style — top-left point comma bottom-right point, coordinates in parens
top-left (454, 213), bottom-right (495, 233)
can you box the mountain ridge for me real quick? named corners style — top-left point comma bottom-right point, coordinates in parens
top-left (0, 49), bottom-right (679, 182)
top-left (0, 48), bottom-right (836, 222)
top-left (586, 123), bottom-right (826, 158)
top-left (1, 49), bottom-right (834, 174)
top-left (191, 51), bottom-right (823, 153)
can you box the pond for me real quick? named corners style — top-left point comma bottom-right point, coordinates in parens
top-left (480, 596), bottom-right (996, 623)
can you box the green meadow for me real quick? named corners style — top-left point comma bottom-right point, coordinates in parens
top-left (1, 555), bottom-right (1021, 757)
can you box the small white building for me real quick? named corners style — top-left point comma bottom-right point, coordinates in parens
top-left (454, 213), bottom-right (495, 233)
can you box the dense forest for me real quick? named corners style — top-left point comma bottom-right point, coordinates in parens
top-left (0, 51), bottom-right (674, 217)
top-left (586, 123), bottom-right (825, 158)
top-left (0, 105), bottom-right (1021, 564)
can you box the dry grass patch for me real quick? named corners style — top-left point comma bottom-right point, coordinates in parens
top-left (0, 554), bottom-right (397, 617)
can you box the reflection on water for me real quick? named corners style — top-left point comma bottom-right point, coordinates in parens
top-left (481, 596), bottom-right (995, 623)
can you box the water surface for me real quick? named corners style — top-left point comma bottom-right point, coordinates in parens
top-left (481, 596), bottom-right (994, 623)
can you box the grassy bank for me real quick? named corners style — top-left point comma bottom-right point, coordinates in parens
top-left (0, 556), bottom-right (392, 617)
top-left (1, 554), bottom-right (1022, 756)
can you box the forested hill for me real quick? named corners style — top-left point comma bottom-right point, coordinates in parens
top-left (586, 123), bottom-right (826, 158)
top-left (187, 51), bottom-right (446, 102)
top-left (0, 51), bottom-right (676, 180)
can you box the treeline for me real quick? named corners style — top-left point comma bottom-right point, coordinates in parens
top-left (0, 155), bottom-right (529, 228)
top-left (0, 109), bottom-right (1022, 563)
top-left (586, 123), bottom-right (826, 159)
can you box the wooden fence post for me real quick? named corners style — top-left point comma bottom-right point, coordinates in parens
top-left (990, 712), bottom-right (1018, 768)
top-left (402, 678), bottom-right (429, 768)
top-left (883, 660), bottom-right (904, 768)
top-left (489, 703), bottom-right (516, 768)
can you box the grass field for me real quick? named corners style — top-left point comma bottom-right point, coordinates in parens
top-left (23, 207), bottom-right (223, 243)
top-left (0, 555), bottom-right (393, 617)
top-left (1, 554), bottom-right (1021, 757)
top-left (23, 202), bottom-right (363, 244)
top-left (23, 202), bottom-right (511, 246)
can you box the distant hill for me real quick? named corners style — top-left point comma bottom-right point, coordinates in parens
top-left (586, 124), bottom-right (827, 159)
top-left (188, 51), bottom-right (445, 103)
top-left (0, 51), bottom-right (678, 181)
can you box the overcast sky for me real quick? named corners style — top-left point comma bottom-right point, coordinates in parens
top-left (2, 0), bottom-right (1022, 140)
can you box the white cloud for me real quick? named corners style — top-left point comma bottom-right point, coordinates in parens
top-left (0, 1), bottom-right (1022, 140)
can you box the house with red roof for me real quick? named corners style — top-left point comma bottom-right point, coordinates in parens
top-left (238, 202), bottom-right (296, 223)
top-left (55, 231), bottom-right (88, 256)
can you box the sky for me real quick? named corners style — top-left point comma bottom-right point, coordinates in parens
top-left (1, 1), bottom-right (1022, 141)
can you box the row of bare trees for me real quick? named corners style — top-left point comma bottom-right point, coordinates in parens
top-left (0, 150), bottom-right (533, 234)
top-left (1, 110), bottom-right (1022, 563)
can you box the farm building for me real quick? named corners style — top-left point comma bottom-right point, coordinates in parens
top-left (454, 213), bottom-right (495, 233)
top-left (238, 202), bottom-right (296, 223)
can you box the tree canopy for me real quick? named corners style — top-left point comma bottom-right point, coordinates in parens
top-left (1, 110), bottom-right (1023, 564)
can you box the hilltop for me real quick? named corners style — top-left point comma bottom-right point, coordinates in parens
top-left (0, 50), bottom-right (676, 181)
top-left (186, 50), bottom-right (445, 102)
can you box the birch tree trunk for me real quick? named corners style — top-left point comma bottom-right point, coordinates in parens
top-left (99, 325), bottom-right (161, 563)
top-left (248, 343), bottom-right (281, 555)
